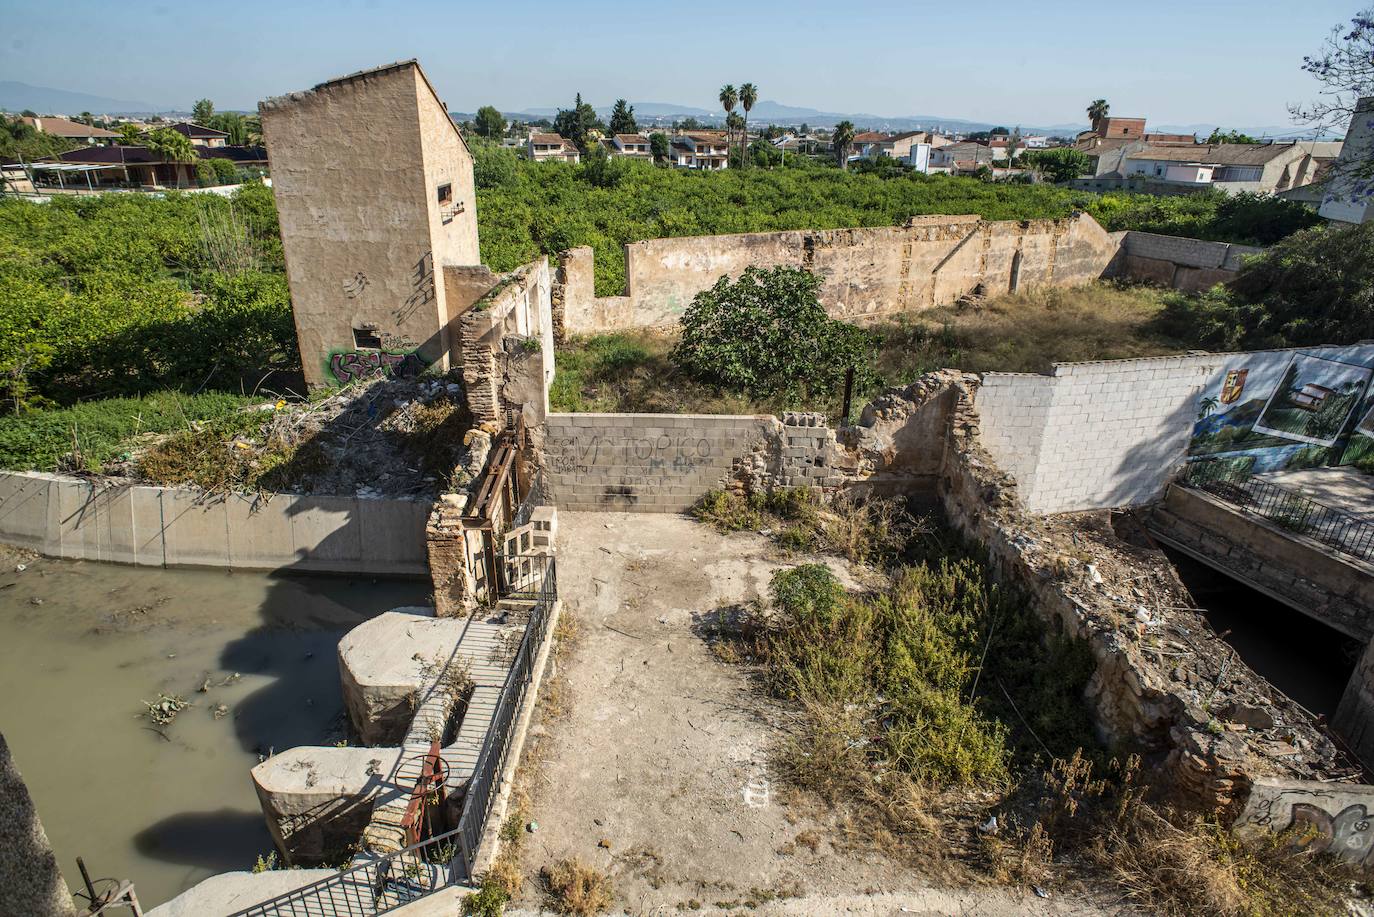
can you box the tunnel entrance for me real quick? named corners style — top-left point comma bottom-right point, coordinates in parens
top-left (1163, 546), bottom-right (1363, 719)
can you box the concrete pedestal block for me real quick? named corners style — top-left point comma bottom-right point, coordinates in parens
top-left (337, 608), bottom-right (468, 745)
top-left (252, 745), bottom-right (404, 865)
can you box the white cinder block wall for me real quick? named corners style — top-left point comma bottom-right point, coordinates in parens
top-left (977, 355), bottom-right (1224, 514)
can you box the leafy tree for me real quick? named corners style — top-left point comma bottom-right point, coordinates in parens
top-left (676, 116), bottom-right (704, 131)
top-left (739, 83), bottom-right (758, 168)
top-left (205, 157), bottom-right (238, 183)
top-left (192, 98), bottom-right (215, 125)
top-left (1291, 6), bottom-right (1374, 133)
top-left (649, 131), bottom-right (670, 164)
top-left (117, 123), bottom-right (143, 145)
top-left (832, 120), bottom-right (855, 168)
top-left (749, 137), bottom-right (782, 169)
top-left (1156, 222), bottom-right (1374, 350)
top-left (145, 127), bottom-right (197, 163)
top-left (553, 93), bottom-right (599, 151)
top-left (474, 105), bottom-right (506, 139)
top-left (1087, 99), bottom-right (1109, 125)
top-left (77, 111), bottom-right (93, 126)
top-left (209, 112), bottom-right (248, 145)
top-left (1023, 147), bottom-right (1092, 183)
top-left (0, 116), bottom-right (78, 162)
top-left (672, 265), bottom-right (876, 399)
top-left (608, 99), bottom-right (637, 135)
top-left (471, 139), bottom-right (521, 188)
top-left (1205, 128), bottom-right (1261, 144)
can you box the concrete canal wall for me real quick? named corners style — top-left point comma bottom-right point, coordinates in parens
top-left (0, 471), bottom-right (429, 576)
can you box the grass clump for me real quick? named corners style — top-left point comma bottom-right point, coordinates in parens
top-left (693, 488), bottom-right (913, 566)
top-left (136, 408), bottom-right (322, 493)
top-left (541, 857), bottom-right (614, 916)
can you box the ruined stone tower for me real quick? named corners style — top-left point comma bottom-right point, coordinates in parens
top-left (260, 60), bottom-right (480, 387)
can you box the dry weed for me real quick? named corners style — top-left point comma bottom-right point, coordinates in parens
top-left (542, 857), bottom-right (614, 916)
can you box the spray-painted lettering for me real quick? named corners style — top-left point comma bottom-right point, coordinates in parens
top-left (328, 350), bottom-right (424, 385)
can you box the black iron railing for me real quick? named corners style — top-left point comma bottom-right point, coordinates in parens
top-left (1180, 461), bottom-right (1374, 563)
top-left (452, 557), bottom-right (557, 881)
top-left (233, 556), bottom-right (558, 915)
top-left (229, 826), bottom-right (462, 916)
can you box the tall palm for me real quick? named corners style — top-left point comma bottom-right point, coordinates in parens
top-left (832, 120), bottom-right (855, 169)
top-left (1087, 99), bottom-right (1109, 128)
top-left (719, 85), bottom-right (737, 159)
top-left (738, 83), bottom-right (758, 168)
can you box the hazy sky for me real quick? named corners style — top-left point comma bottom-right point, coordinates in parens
top-left (1, 0), bottom-right (1357, 128)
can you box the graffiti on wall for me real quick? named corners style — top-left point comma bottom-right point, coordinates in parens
top-left (544, 434), bottom-right (716, 477)
top-left (328, 350), bottom-right (424, 385)
top-left (1237, 785), bottom-right (1374, 866)
top-left (1188, 347), bottom-right (1374, 475)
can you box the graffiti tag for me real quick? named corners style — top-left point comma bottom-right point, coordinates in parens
top-left (343, 271), bottom-right (369, 298)
top-left (1285, 803), bottom-right (1374, 865)
top-left (328, 350), bottom-right (424, 386)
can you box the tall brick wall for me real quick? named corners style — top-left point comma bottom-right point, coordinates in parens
top-left (543, 414), bottom-right (772, 512)
top-left (1105, 231), bottom-right (1263, 293)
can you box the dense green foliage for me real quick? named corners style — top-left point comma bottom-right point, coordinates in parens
top-left (1022, 147), bottom-right (1092, 182)
top-left (1156, 222), bottom-right (1374, 350)
top-left (1204, 128), bottom-right (1260, 144)
top-left (473, 148), bottom-right (1320, 297)
top-left (674, 266), bottom-right (877, 399)
top-left (474, 105), bottom-right (506, 138)
top-left (0, 183), bottom-right (294, 409)
top-left (0, 390), bottom-right (255, 471)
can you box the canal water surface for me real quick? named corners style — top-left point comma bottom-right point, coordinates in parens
top-left (0, 547), bottom-right (428, 908)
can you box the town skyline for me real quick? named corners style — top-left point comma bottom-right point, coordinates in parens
top-left (0, 0), bottom-right (1357, 131)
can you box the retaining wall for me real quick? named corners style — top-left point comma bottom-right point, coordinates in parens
top-left (543, 413), bottom-right (772, 512)
top-left (1105, 231), bottom-right (1263, 293)
top-left (0, 471), bottom-right (429, 575)
top-left (558, 212), bottom-right (1120, 333)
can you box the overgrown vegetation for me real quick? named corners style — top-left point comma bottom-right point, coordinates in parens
top-left (472, 145), bottom-right (1319, 298)
top-left (697, 487), bottom-right (1359, 914)
top-left (552, 283), bottom-right (1184, 415)
top-left (1156, 221), bottom-right (1374, 351)
top-left (541, 858), bottom-right (614, 916)
top-left (0, 183), bottom-right (293, 411)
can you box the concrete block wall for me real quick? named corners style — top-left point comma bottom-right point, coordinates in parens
top-left (543, 413), bottom-right (771, 512)
top-left (1109, 231), bottom-right (1264, 293)
top-left (976, 354), bottom-right (1223, 513)
top-left (0, 471), bottom-right (430, 575)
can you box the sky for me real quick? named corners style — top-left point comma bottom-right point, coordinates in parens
top-left (0, 0), bottom-right (1358, 129)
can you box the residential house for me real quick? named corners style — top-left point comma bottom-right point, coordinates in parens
top-left (527, 132), bottom-right (580, 163)
top-left (670, 131), bottom-right (728, 169)
top-left (611, 134), bottom-right (653, 158)
top-left (166, 121), bottom-right (230, 147)
top-left (10, 143), bottom-right (268, 191)
top-left (1319, 96), bottom-right (1374, 225)
top-left (19, 116), bottom-right (118, 145)
top-left (929, 141), bottom-right (995, 174)
top-left (1073, 139), bottom-right (1338, 196)
top-left (1023, 135), bottom-right (1050, 149)
top-left (852, 130), bottom-right (931, 160)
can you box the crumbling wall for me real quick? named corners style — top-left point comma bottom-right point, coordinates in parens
top-left (556, 213), bottom-right (1120, 333)
top-left (934, 377), bottom-right (1357, 817)
top-left (457, 258), bottom-right (555, 429)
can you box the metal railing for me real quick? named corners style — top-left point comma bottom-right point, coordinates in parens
top-left (229, 826), bottom-right (462, 917)
top-left (1180, 461), bottom-right (1374, 563)
top-left (233, 556), bottom-right (558, 915)
top-left (452, 557), bottom-right (557, 881)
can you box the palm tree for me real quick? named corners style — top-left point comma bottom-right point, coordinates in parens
top-left (719, 85), bottom-right (737, 160)
top-left (1087, 99), bottom-right (1109, 129)
top-left (1197, 396), bottom-right (1219, 420)
top-left (738, 83), bottom-right (757, 168)
top-left (832, 120), bottom-right (855, 169)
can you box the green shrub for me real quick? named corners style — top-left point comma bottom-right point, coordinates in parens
top-left (674, 266), bottom-right (877, 399)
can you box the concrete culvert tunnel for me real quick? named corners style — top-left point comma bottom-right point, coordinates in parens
top-left (1163, 546), bottom-right (1364, 721)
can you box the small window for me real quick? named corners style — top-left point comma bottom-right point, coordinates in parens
top-left (353, 328), bottom-right (382, 350)
top-left (437, 183), bottom-right (452, 205)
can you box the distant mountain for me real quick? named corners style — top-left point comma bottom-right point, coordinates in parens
top-left (0, 80), bottom-right (165, 115)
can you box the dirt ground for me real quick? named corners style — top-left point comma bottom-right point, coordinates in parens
top-left (511, 512), bottom-right (1115, 916)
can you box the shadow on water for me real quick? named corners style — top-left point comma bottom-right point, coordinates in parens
top-left (133, 810), bottom-right (271, 872)
top-left (1164, 546), bottom-right (1362, 717)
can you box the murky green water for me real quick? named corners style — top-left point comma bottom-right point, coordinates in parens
top-left (0, 548), bottom-right (428, 908)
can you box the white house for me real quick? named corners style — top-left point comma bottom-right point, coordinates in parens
top-left (670, 132), bottom-right (728, 169)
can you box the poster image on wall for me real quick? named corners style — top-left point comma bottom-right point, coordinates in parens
top-left (1251, 353), bottom-right (1371, 448)
top-left (1358, 402), bottom-right (1374, 439)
